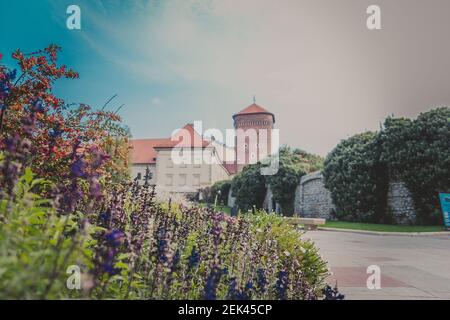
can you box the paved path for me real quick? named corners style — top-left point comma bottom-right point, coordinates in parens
top-left (303, 230), bottom-right (450, 300)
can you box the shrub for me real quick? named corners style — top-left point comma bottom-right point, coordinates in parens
top-left (323, 107), bottom-right (450, 225)
top-left (0, 165), bottom-right (329, 299)
top-left (380, 108), bottom-right (450, 224)
top-left (0, 45), bottom-right (130, 186)
top-left (323, 132), bottom-right (389, 223)
top-left (231, 163), bottom-right (267, 211)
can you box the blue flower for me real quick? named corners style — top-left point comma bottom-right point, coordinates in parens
top-left (49, 126), bottom-right (63, 138)
top-left (203, 267), bottom-right (225, 300)
top-left (256, 268), bottom-right (267, 294)
top-left (187, 246), bottom-right (200, 272)
top-left (105, 230), bottom-right (125, 247)
top-left (99, 212), bottom-right (111, 224)
top-left (71, 158), bottom-right (87, 178)
top-left (275, 270), bottom-right (289, 300)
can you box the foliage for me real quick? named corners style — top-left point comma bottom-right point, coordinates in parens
top-left (231, 147), bottom-right (323, 215)
top-left (0, 168), bottom-right (94, 299)
top-left (323, 107), bottom-right (450, 225)
top-left (266, 147), bottom-right (323, 216)
top-left (0, 165), bottom-right (329, 299)
top-left (379, 107), bottom-right (450, 224)
top-left (231, 162), bottom-right (267, 211)
top-left (0, 45), bottom-right (130, 185)
top-left (323, 132), bottom-right (389, 223)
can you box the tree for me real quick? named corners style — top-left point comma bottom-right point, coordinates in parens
top-left (323, 132), bottom-right (389, 222)
top-left (266, 147), bottom-right (323, 216)
top-left (231, 163), bottom-right (266, 211)
top-left (380, 107), bottom-right (450, 224)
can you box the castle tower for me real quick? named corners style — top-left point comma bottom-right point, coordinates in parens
top-left (233, 102), bottom-right (275, 172)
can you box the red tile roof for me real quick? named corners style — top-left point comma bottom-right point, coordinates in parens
top-left (130, 138), bottom-right (168, 164)
top-left (130, 124), bottom-right (210, 164)
top-left (154, 123), bottom-right (210, 148)
top-left (233, 103), bottom-right (275, 122)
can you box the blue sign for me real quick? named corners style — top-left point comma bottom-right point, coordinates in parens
top-left (439, 193), bottom-right (450, 229)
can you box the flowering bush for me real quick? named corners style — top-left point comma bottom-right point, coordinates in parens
top-left (0, 46), bottom-right (130, 185)
top-left (0, 167), bottom-right (329, 299)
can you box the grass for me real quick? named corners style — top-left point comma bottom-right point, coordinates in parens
top-left (323, 221), bottom-right (446, 232)
top-left (196, 202), bottom-right (232, 215)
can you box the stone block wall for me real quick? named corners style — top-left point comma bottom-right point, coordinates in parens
top-left (238, 170), bottom-right (417, 224)
top-left (387, 181), bottom-right (416, 224)
top-left (294, 171), bottom-right (335, 219)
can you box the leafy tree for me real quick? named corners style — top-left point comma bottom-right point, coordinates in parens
top-left (231, 162), bottom-right (267, 211)
top-left (380, 107), bottom-right (450, 224)
top-left (323, 132), bottom-right (389, 222)
top-left (267, 147), bottom-right (323, 216)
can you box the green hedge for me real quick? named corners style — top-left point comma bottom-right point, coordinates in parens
top-left (323, 107), bottom-right (450, 225)
top-left (231, 147), bottom-right (323, 215)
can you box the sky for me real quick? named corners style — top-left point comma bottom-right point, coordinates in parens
top-left (1, 0), bottom-right (450, 156)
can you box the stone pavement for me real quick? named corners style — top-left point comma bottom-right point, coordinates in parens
top-left (303, 230), bottom-right (450, 300)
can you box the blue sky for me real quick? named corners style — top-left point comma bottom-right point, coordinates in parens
top-left (2, 0), bottom-right (450, 155)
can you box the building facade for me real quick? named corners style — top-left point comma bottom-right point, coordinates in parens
top-left (130, 102), bottom-right (276, 193)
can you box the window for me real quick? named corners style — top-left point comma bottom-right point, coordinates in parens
top-left (167, 158), bottom-right (173, 168)
top-left (179, 174), bottom-right (186, 186)
top-left (166, 174), bottom-right (173, 186)
top-left (193, 174), bottom-right (200, 187)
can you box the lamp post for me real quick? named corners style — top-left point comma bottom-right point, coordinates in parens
top-left (214, 190), bottom-right (221, 211)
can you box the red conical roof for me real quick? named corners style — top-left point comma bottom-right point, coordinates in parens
top-left (233, 103), bottom-right (275, 122)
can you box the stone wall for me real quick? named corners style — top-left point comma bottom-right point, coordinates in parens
top-left (237, 170), bottom-right (417, 223)
top-left (387, 181), bottom-right (416, 224)
top-left (294, 171), bottom-right (335, 219)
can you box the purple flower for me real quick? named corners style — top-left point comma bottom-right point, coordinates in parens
top-left (203, 267), bottom-right (227, 300)
top-left (30, 98), bottom-right (45, 113)
top-left (187, 246), bottom-right (200, 272)
top-left (99, 212), bottom-right (111, 224)
top-left (105, 230), bottom-right (125, 247)
top-left (101, 248), bottom-right (120, 275)
top-left (275, 270), bottom-right (289, 300)
top-left (256, 268), bottom-right (267, 294)
top-left (71, 158), bottom-right (87, 178)
top-left (49, 126), bottom-right (63, 138)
